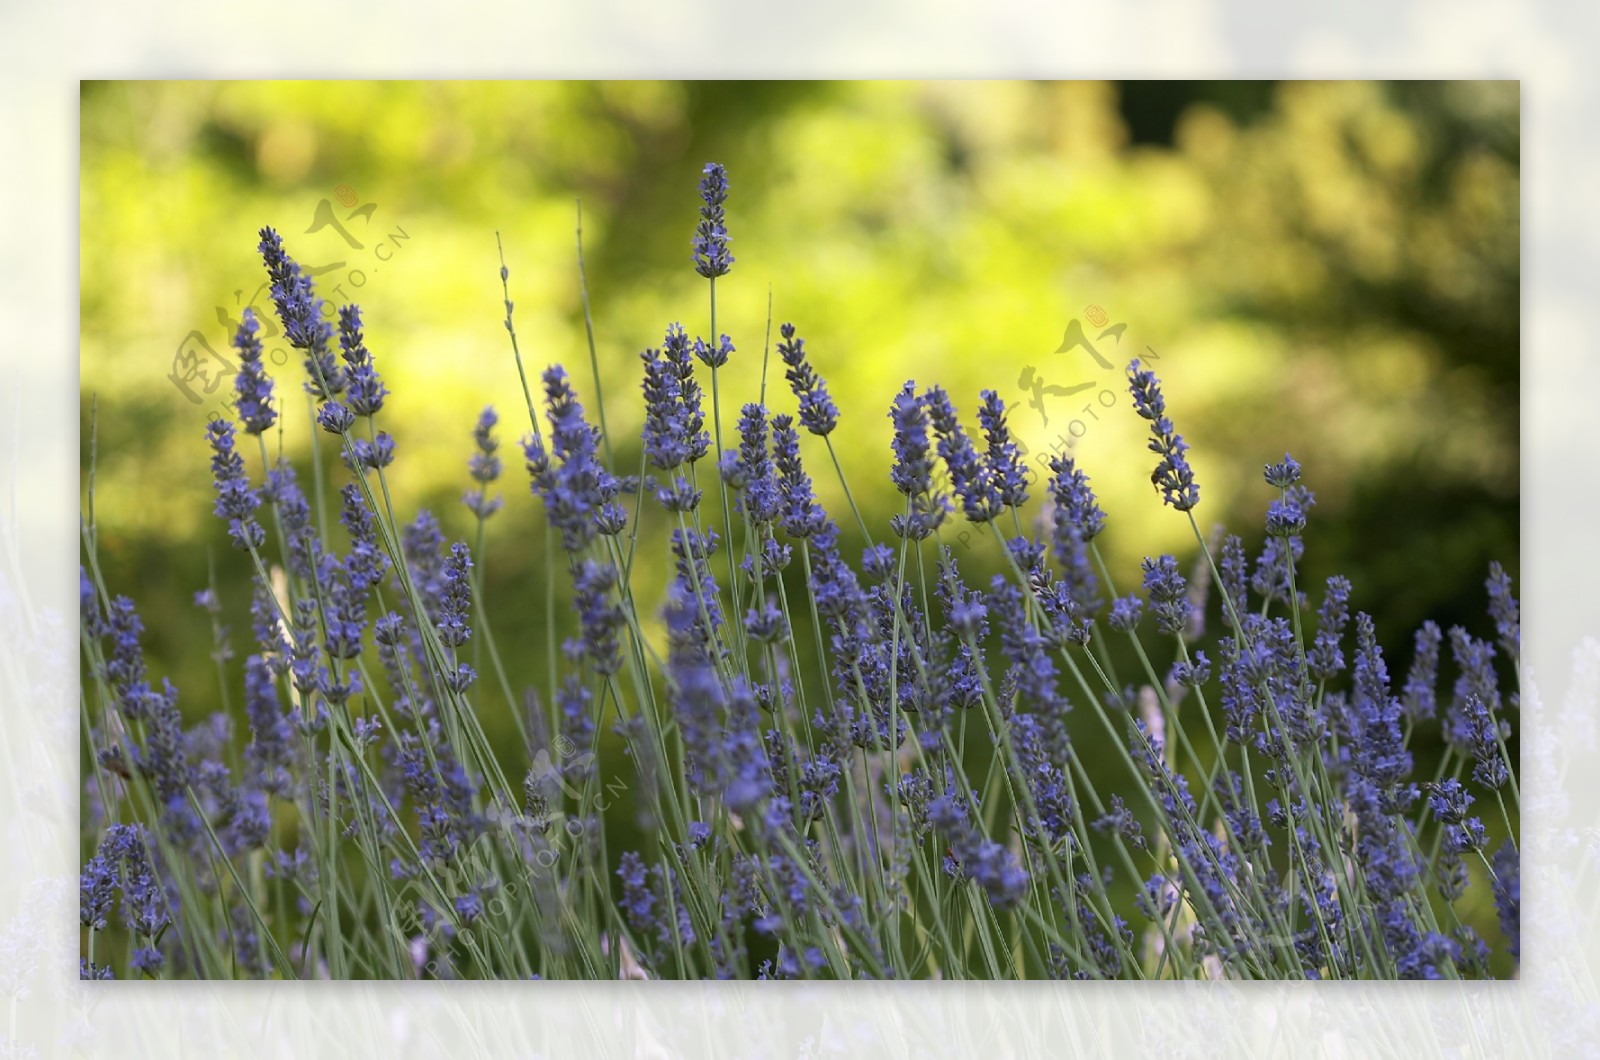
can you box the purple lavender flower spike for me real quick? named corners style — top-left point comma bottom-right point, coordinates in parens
top-left (693, 162), bottom-right (734, 279)
top-left (206, 418), bottom-right (265, 550)
top-left (258, 226), bottom-right (343, 399)
top-left (777, 323), bottom-right (839, 437)
top-left (463, 406), bottom-right (504, 520)
top-left (232, 308), bottom-right (276, 434)
top-left (926, 386), bottom-right (1000, 523)
top-left (339, 305), bottom-right (388, 417)
top-left (1127, 358), bottom-right (1199, 511)
top-left (978, 389), bottom-right (1029, 510)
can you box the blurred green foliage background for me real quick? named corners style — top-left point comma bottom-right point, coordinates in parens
top-left (80, 82), bottom-right (1519, 957)
top-left (80, 79), bottom-right (1518, 690)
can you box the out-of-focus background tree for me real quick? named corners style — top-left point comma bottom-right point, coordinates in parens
top-left (81, 79), bottom-right (1517, 691)
top-left (80, 82), bottom-right (1518, 950)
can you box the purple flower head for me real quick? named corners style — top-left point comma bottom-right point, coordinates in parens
top-left (777, 323), bottom-right (839, 437)
top-left (103, 824), bottom-right (170, 939)
top-left (1264, 452), bottom-right (1301, 488)
top-left (928, 791), bottom-right (1030, 910)
top-left (1169, 650), bottom-right (1212, 689)
top-left (1140, 555), bottom-right (1188, 637)
top-left (330, 493), bottom-right (383, 653)
top-left (526, 366), bottom-right (624, 552)
top-left (1348, 612), bottom-right (1413, 798)
top-left (1265, 494), bottom-right (1308, 538)
top-left (453, 890), bottom-right (485, 926)
top-left (978, 389), bottom-right (1029, 509)
top-left (322, 580), bottom-right (367, 663)
top-left (231, 308), bottom-right (277, 434)
top-left (1218, 533), bottom-right (1249, 614)
top-left (1401, 620), bottom-right (1442, 723)
top-left (887, 383), bottom-right (949, 540)
top-left (317, 400), bottom-right (355, 435)
top-left (1492, 839), bottom-right (1519, 961)
top-left (206, 418), bottom-right (265, 550)
top-left (693, 162), bottom-right (734, 279)
top-left (435, 542), bottom-right (474, 648)
top-left (131, 947), bottom-right (165, 976)
top-left (1088, 797), bottom-right (1152, 858)
top-left (345, 431), bottom-right (397, 470)
top-left (571, 559), bottom-right (625, 675)
top-left (1442, 817), bottom-right (1488, 855)
top-left (727, 403), bottom-right (781, 525)
top-left (1308, 575), bottom-right (1352, 681)
top-left (666, 325), bottom-right (711, 459)
top-left (693, 333), bottom-right (734, 369)
top-left (80, 848), bottom-right (118, 930)
top-left (665, 530), bottom-right (726, 653)
top-left (1485, 562), bottom-right (1519, 658)
top-left (1251, 531), bottom-right (1308, 611)
top-left (258, 226), bottom-right (343, 399)
top-left (81, 960), bottom-right (114, 980)
top-left (641, 335), bottom-right (703, 471)
top-left (1445, 627), bottom-right (1506, 767)
top-left (464, 406), bottom-right (504, 519)
top-left (771, 414), bottom-right (827, 539)
top-left (860, 544), bottom-right (896, 583)
top-left (242, 653), bottom-right (293, 795)
top-left (1108, 594), bottom-right (1143, 632)
top-left (653, 473), bottom-right (703, 514)
top-left (100, 597), bottom-right (146, 714)
top-left (888, 384), bottom-right (933, 496)
top-left (807, 523), bottom-right (868, 624)
top-left (1426, 778), bottom-right (1474, 824)
top-left (1127, 359), bottom-right (1199, 511)
top-left (397, 731), bottom-right (480, 872)
top-left (617, 851), bottom-right (659, 942)
top-left (338, 305), bottom-right (387, 416)
top-left (926, 386), bottom-right (1000, 523)
top-left (1047, 453), bottom-right (1105, 542)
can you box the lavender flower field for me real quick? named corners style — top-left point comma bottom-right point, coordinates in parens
top-left (79, 159), bottom-right (1520, 982)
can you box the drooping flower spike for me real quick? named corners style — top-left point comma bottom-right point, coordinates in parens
top-left (1127, 358), bottom-right (1199, 511)
top-left (777, 323), bottom-right (839, 437)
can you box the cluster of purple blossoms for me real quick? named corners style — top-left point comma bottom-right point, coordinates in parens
top-left (692, 162), bottom-right (733, 279)
top-left (777, 323), bottom-right (839, 437)
top-left (1140, 555), bottom-right (1189, 637)
top-left (929, 790), bottom-right (1029, 910)
top-left (206, 418), bottom-right (265, 550)
top-left (1308, 575), bottom-right (1352, 681)
top-left (926, 386), bottom-right (1001, 523)
top-left (524, 366), bottom-right (626, 552)
top-left (1127, 358), bottom-right (1199, 511)
top-left (977, 390), bottom-right (1029, 511)
top-left (231, 309), bottom-right (276, 434)
top-left (80, 161), bottom-right (1517, 983)
top-left (463, 406), bottom-right (504, 520)
top-left (721, 403), bottom-right (782, 526)
top-left (259, 225), bottom-right (342, 399)
top-left (887, 383), bottom-right (950, 540)
top-left (771, 413), bottom-right (827, 538)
